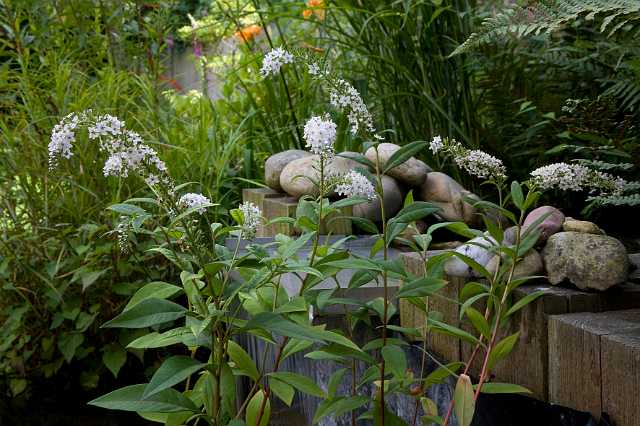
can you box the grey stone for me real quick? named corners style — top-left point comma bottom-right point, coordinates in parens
top-left (562, 218), bottom-right (604, 235)
top-left (265, 150), bottom-right (312, 191)
top-left (280, 155), bottom-right (361, 199)
top-left (522, 206), bottom-right (564, 244)
top-left (444, 235), bottom-right (497, 278)
top-left (541, 231), bottom-right (629, 291)
top-left (486, 249), bottom-right (544, 280)
top-left (629, 253), bottom-right (640, 281)
top-left (418, 172), bottom-right (480, 225)
top-left (364, 143), bottom-right (431, 186)
top-left (353, 175), bottom-right (403, 222)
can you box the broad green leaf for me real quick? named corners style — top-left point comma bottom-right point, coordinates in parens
top-left (477, 382), bottom-right (531, 394)
top-left (488, 332), bottom-right (520, 371)
top-left (350, 216), bottom-right (379, 234)
top-left (382, 140), bottom-right (426, 173)
top-left (465, 307), bottom-right (491, 340)
top-left (510, 181), bottom-right (524, 210)
top-left (328, 368), bottom-right (347, 397)
top-left (428, 317), bottom-right (481, 347)
top-left (246, 390), bottom-right (270, 426)
top-left (424, 362), bottom-right (464, 386)
top-left (102, 298), bottom-right (186, 329)
top-left (88, 384), bottom-right (198, 413)
top-left (103, 343), bottom-right (127, 378)
top-left (313, 396), bottom-right (369, 424)
top-left (58, 332), bottom-right (84, 363)
top-left (143, 356), bottom-right (205, 398)
top-left (391, 201), bottom-right (440, 224)
top-left (454, 374), bottom-right (475, 426)
top-left (108, 203), bottom-right (147, 216)
top-left (269, 377), bottom-right (295, 406)
top-left (396, 277), bottom-right (447, 298)
top-left (227, 341), bottom-right (259, 380)
top-left (381, 345), bottom-right (407, 379)
top-left (331, 196), bottom-right (369, 209)
top-left (323, 257), bottom-right (383, 272)
top-left (124, 282), bottom-right (183, 311)
top-left (269, 372), bottom-right (326, 398)
top-left (281, 338), bottom-right (313, 360)
top-left (505, 291), bottom-right (545, 318)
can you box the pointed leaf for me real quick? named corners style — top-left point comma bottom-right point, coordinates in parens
top-left (143, 356), bottom-right (205, 399)
top-left (454, 374), bottom-right (475, 426)
top-left (88, 384), bottom-right (197, 413)
top-left (102, 298), bottom-right (186, 329)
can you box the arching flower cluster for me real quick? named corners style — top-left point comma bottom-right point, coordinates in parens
top-left (49, 112), bottom-right (171, 190)
top-left (178, 193), bottom-right (211, 215)
top-left (239, 201), bottom-right (262, 239)
top-left (336, 170), bottom-right (376, 201)
top-left (328, 79), bottom-right (376, 136)
top-left (259, 47), bottom-right (294, 77)
top-left (530, 163), bottom-right (627, 195)
top-left (303, 115), bottom-right (337, 159)
top-left (429, 135), bottom-right (507, 181)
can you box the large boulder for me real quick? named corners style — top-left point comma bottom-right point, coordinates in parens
top-left (265, 150), bottom-right (312, 191)
top-left (522, 206), bottom-right (564, 244)
top-left (541, 231), bottom-right (629, 291)
top-left (562, 218), bottom-right (604, 235)
top-left (364, 143), bottom-right (431, 186)
top-left (280, 155), bottom-right (360, 198)
top-left (444, 235), bottom-right (497, 278)
top-left (418, 172), bottom-right (480, 225)
top-left (486, 249), bottom-right (544, 280)
top-left (353, 175), bottom-right (403, 222)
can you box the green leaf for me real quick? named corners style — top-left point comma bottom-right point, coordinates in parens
top-left (382, 140), bottom-right (426, 173)
top-left (323, 257), bottom-right (383, 272)
top-left (108, 203), bottom-right (147, 216)
top-left (103, 343), bottom-right (127, 378)
top-left (477, 382), bottom-right (531, 394)
top-left (124, 282), bottom-right (183, 311)
top-left (391, 201), bottom-right (440, 224)
top-left (488, 332), bottom-right (520, 371)
top-left (143, 356), bottom-right (205, 399)
top-left (88, 384), bottom-right (198, 413)
top-left (269, 377), bottom-right (295, 406)
top-left (331, 196), bottom-right (369, 209)
top-left (313, 396), bottom-right (369, 424)
top-left (424, 362), bottom-right (464, 386)
top-left (102, 298), bottom-right (186, 329)
top-left (381, 345), bottom-right (407, 379)
top-left (505, 291), bottom-right (545, 318)
top-left (350, 216), bottom-right (379, 234)
top-left (510, 181), bottom-right (524, 210)
top-left (428, 317), bottom-right (481, 347)
top-left (246, 390), bottom-right (270, 426)
top-left (227, 341), bottom-right (259, 380)
top-left (396, 277), bottom-right (447, 298)
top-left (269, 372), bottom-right (326, 398)
top-left (328, 368), bottom-right (347, 397)
top-left (453, 374), bottom-right (475, 426)
top-left (58, 332), bottom-right (84, 363)
top-left (465, 307), bottom-right (491, 340)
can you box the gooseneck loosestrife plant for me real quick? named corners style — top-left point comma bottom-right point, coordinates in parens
top-left (47, 46), bottom-right (633, 425)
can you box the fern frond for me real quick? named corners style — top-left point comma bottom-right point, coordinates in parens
top-left (586, 193), bottom-right (640, 206)
top-left (576, 159), bottom-right (635, 171)
top-left (452, 0), bottom-right (640, 56)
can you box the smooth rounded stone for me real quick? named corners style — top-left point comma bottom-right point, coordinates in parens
top-left (522, 206), bottom-right (565, 244)
top-left (418, 172), bottom-right (480, 225)
top-left (394, 220), bottom-right (427, 245)
top-left (503, 226), bottom-right (519, 245)
top-left (431, 241), bottom-right (463, 250)
top-left (562, 218), bottom-right (604, 235)
top-left (280, 155), bottom-right (361, 199)
top-left (364, 143), bottom-right (430, 186)
top-left (353, 175), bottom-right (403, 222)
top-left (444, 235), bottom-right (497, 278)
top-left (486, 249), bottom-right (544, 279)
top-left (264, 150), bottom-right (312, 191)
top-left (541, 232), bottom-right (629, 291)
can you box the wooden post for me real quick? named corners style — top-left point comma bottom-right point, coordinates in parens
top-left (548, 309), bottom-right (640, 423)
top-left (262, 196), bottom-right (299, 236)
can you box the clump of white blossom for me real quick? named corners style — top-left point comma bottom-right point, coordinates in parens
top-left (238, 201), bottom-right (262, 239)
top-left (530, 163), bottom-right (626, 195)
top-left (328, 79), bottom-right (376, 136)
top-left (116, 216), bottom-right (130, 254)
top-left (303, 115), bottom-right (337, 159)
top-left (178, 193), bottom-right (211, 214)
top-left (429, 135), bottom-right (507, 181)
top-left (260, 47), bottom-right (294, 77)
top-left (49, 112), bottom-right (170, 189)
top-left (336, 170), bottom-right (376, 201)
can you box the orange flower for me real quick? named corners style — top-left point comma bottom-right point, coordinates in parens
top-left (234, 24), bottom-right (263, 43)
top-left (303, 0), bottom-right (325, 21)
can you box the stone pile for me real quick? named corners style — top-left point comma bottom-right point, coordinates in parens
top-left (263, 145), bottom-right (633, 291)
top-left (265, 143), bottom-right (481, 224)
